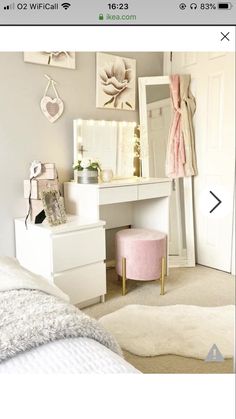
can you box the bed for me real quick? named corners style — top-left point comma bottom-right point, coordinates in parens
top-left (0, 257), bottom-right (139, 374)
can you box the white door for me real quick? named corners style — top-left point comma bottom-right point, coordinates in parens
top-left (171, 52), bottom-right (235, 272)
top-left (147, 99), bottom-right (182, 255)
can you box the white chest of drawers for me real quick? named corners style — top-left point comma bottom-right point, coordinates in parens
top-left (15, 216), bottom-right (106, 306)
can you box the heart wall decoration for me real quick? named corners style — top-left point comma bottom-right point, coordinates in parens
top-left (41, 96), bottom-right (64, 123)
top-left (40, 75), bottom-right (64, 123)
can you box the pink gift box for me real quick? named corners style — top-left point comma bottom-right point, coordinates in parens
top-left (36, 163), bottom-right (57, 180)
top-left (24, 179), bottom-right (59, 199)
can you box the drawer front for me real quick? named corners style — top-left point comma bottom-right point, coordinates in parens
top-left (52, 227), bottom-right (105, 273)
top-left (138, 182), bottom-right (171, 200)
top-left (99, 185), bottom-right (138, 205)
top-left (54, 262), bottom-right (106, 305)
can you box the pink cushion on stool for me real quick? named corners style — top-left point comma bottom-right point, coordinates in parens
top-left (116, 228), bottom-right (166, 281)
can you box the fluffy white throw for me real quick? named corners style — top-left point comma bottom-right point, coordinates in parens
top-left (99, 304), bottom-right (234, 359)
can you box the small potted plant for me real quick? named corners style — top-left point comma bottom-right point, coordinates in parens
top-left (73, 158), bottom-right (101, 184)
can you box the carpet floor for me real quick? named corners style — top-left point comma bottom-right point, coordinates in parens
top-left (83, 265), bottom-right (235, 374)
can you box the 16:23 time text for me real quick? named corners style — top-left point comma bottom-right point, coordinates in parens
top-left (108, 3), bottom-right (129, 10)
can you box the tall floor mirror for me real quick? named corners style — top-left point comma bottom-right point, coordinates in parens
top-left (138, 76), bottom-right (195, 267)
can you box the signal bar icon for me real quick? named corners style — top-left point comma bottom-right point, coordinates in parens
top-left (61, 2), bottom-right (71, 9)
top-left (3, 3), bottom-right (15, 10)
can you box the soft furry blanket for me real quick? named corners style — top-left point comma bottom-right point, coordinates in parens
top-left (0, 257), bottom-right (122, 362)
top-left (99, 304), bottom-right (234, 360)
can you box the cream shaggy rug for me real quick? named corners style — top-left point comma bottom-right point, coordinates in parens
top-left (99, 304), bottom-right (234, 359)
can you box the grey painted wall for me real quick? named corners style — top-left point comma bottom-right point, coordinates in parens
top-left (0, 52), bottom-right (163, 256)
top-left (146, 84), bottom-right (170, 104)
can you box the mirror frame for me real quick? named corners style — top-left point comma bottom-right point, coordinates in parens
top-left (138, 76), bottom-right (195, 267)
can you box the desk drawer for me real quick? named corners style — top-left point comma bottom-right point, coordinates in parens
top-left (99, 185), bottom-right (138, 205)
top-left (54, 262), bottom-right (106, 305)
top-left (52, 228), bottom-right (105, 272)
top-left (138, 182), bottom-right (171, 200)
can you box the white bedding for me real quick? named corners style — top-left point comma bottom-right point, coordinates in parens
top-left (0, 337), bottom-right (139, 374)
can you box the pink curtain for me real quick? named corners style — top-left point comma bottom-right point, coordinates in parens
top-left (165, 75), bottom-right (185, 178)
top-left (166, 74), bottom-right (197, 178)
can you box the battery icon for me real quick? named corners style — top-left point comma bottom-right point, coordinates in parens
top-left (218, 2), bottom-right (233, 9)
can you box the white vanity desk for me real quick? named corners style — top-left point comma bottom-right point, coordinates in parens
top-left (64, 177), bottom-right (172, 268)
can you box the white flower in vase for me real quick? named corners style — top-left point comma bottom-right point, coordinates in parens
top-left (80, 158), bottom-right (91, 169)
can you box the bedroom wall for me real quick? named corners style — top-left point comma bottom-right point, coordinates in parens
top-left (146, 84), bottom-right (170, 103)
top-left (0, 52), bottom-right (163, 256)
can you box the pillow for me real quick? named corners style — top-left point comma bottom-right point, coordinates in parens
top-left (0, 256), bottom-right (69, 302)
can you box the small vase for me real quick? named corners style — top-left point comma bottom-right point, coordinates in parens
top-left (100, 169), bottom-right (113, 183)
top-left (77, 169), bottom-right (98, 184)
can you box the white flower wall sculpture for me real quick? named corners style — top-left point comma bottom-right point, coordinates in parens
top-left (96, 53), bottom-right (136, 110)
top-left (24, 51), bottom-right (76, 69)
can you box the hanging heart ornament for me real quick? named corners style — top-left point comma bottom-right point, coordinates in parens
top-left (40, 75), bottom-right (64, 123)
top-left (40, 96), bottom-right (64, 123)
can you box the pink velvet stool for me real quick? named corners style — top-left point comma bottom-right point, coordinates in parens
top-left (115, 228), bottom-right (167, 296)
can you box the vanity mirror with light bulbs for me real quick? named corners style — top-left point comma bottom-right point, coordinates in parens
top-left (73, 118), bottom-right (139, 180)
top-left (138, 76), bottom-right (195, 267)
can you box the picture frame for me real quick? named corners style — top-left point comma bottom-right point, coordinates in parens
top-left (40, 190), bottom-right (67, 226)
top-left (96, 53), bottom-right (136, 110)
top-left (24, 52), bottom-right (76, 69)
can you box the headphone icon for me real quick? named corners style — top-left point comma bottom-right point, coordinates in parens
top-left (190, 3), bottom-right (198, 8)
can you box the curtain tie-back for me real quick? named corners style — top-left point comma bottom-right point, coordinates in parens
top-left (174, 106), bottom-right (181, 114)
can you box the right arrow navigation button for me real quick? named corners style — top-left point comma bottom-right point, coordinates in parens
top-left (209, 191), bottom-right (222, 213)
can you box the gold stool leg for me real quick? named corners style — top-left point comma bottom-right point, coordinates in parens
top-left (160, 256), bottom-right (165, 295)
top-left (122, 257), bottom-right (126, 296)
